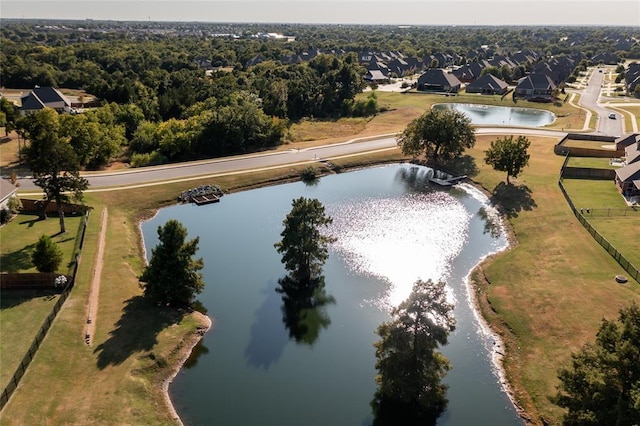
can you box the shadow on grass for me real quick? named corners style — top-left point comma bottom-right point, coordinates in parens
top-left (490, 182), bottom-right (537, 218)
top-left (0, 243), bottom-right (36, 273)
top-left (438, 155), bottom-right (480, 178)
top-left (94, 295), bottom-right (184, 369)
top-left (0, 288), bottom-right (61, 309)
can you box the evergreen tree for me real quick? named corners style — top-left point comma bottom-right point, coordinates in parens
top-left (274, 197), bottom-right (336, 286)
top-left (372, 279), bottom-right (456, 425)
top-left (32, 234), bottom-right (63, 273)
top-left (139, 219), bottom-right (204, 307)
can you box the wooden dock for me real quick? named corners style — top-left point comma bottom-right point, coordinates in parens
top-left (192, 194), bottom-right (220, 205)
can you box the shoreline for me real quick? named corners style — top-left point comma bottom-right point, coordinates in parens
top-left (161, 310), bottom-right (212, 426)
top-left (147, 162), bottom-right (532, 425)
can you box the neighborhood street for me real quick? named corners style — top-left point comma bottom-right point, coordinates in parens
top-left (15, 127), bottom-right (567, 192)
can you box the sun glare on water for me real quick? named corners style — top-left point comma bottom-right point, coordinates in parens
top-left (328, 191), bottom-right (470, 309)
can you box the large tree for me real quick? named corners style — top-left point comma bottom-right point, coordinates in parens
top-left (139, 219), bottom-right (205, 307)
top-left (274, 197), bottom-right (336, 286)
top-left (555, 303), bottom-right (640, 426)
top-left (397, 108), bottom-right (476, 163)
top-left (372, 279), bottom-right (456, 425)
top-left (484, 135), bottom-right (531, 184)
top-left (20, 108), bottom-right (89, 233)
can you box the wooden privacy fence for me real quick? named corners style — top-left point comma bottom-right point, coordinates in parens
top-left (1, 273), bottom-right (70, 290)
top-left (0, 210), bottom-right (90, 411)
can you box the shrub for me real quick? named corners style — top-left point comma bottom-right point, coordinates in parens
top-left (32, 234), bottom-right (64, 272)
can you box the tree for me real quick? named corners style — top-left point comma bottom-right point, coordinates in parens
top-left (32, 234), bottom-right (63, 272)
top-left (555, 303), bottom-right (640, 426)
top-left (484, 135), bottom-right (531, 184)
top-left (372, 279), bottom-right (456, 425)
top-left (397, 108), bottom-right (475, 163)
top-left (139, 219), bottom-right (204, 307)
top-left (20, 108), bottom-right (89, 233)
top-left (274, 197), bottom-right (336, 286)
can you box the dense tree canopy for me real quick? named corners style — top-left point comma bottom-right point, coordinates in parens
top-left (274, 197), bottom-right (336, 286)
top-left (397, 108), bottom-right (476, 162)
top-left (484, 135), bottom-right (531, 184)
top-left (372, 279), bottom-right (456, 425)
top-left (139, 219), bottom-right (205, 307)
top-left (555, 303), bottom-right (640, 426)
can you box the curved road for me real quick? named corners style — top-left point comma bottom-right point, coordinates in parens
top-left (16, 127), bottom-right (567, 192)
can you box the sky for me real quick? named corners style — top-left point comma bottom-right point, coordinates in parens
top-left (1, 0), bottom-right (639, 26)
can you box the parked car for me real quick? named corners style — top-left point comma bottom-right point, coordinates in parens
top-left (609, 113), bottom-right (616, 119)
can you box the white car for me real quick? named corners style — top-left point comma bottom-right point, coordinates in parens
top-left (609, 113), bottom-right (616, 119)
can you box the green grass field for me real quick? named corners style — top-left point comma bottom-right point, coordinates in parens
top-left (0, 213), bottom-right (83, 273)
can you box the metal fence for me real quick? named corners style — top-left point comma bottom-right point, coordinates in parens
top-left (0, 211), bottom-right (90, 411)
top-left (558, 166), bottom-right (639, 283)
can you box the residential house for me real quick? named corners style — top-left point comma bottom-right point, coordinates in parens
top-left (614, 140), bottom-right (640, 199)
top-left (0, 178), bottom-right (18, 212)
top-left (533, 56), bottom-right (575, 85)
top-left (591, 52), bottom-right (619, 65)
top-left (514, 73), bottom-right (556, 102)
top-left (363, 69), bottom-right (390, 85)
top-left (416, 69), bottom-right (462, 93)
top-left (625, 63), bottom-right (640, 97)
top-left (20, 86), bottom-right (72, 115)
top-left (452, 61), bottom-right (489, 83)
top-left (465, 74), bottom-right (509, 95)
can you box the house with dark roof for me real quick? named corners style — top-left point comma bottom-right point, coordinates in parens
top-left (417, 69), bottom-right (461, 93)
top-left (625, 63), bottom-right (640, 97)
top-left (614, 141), bottom-right (640, 200)
top-left (591, 52), bottom-right (619, 65)
top-left (20, 86), bottom-right (72, 115)
top-left (514, 73), bottom-right (556, 102)
top-left (465, 74), bottom-right (509, 95)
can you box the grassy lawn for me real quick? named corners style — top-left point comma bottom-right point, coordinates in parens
top-left (0, 290), bottom-right (60, 392)
top-left (561, 178), bottom-right (631, 209)
top-left (566, 156), bottom-right (619, 169)
top-left (0, 213), bottom-right (83, 274)
top-left (468, 135), bottom-right (640, 425)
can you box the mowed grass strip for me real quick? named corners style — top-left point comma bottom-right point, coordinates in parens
top-left (468, 135), bottom-right (640, 425)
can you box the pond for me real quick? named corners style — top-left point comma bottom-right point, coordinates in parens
top-left (142, 164), bottom-right (523, 425)
top-left (433, 103), bottom-right (555, 127)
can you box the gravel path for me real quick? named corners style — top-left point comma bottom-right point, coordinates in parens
top-left (84, 207), bottom-right (107, 346)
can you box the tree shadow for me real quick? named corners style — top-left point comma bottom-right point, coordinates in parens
top-left (0, 243), bottom-right (36, 272)
top-left (0, 288), bottom-right (62, 309)
top-left (437, 155), bottom-right (479, 178)
top-left (94, 295), bottom-right (185, 369)
top-left (244, 279), bottom-right (290, 369)
top-left (277, 275), bottom-right (335, 346)
top-left (490, 182), bottom-right (537, 219)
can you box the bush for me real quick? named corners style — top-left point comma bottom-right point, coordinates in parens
top-left (301, 166), bottom-right (318, 182)
top-left (32, 234), bottom-right (64, 272)
top-left (130, 151), bottom-right (167, 167)
top-left (0, 208), bottom-right (9, 224)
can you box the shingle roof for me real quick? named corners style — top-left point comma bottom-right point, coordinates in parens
top-left (466, 74), bottom-right (509, 91)
top-left (0, 178), bottom-right (18, 202)
top-left (616, 160), bottom-right (640, 183)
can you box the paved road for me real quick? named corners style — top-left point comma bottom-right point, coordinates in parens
top-left (16, 127), bottom-right (567, 192)
top-left (581, 66), bottom-right (624, 137)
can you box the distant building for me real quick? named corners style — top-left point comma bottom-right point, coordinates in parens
top-left (514, 73), bottom-right (556, 102)
top-left (416, 69), bottom-right (461, 93)
top-left (465, 74), bottom-right (509, 95)
top-left (20, 86), bottom-right (72, 115)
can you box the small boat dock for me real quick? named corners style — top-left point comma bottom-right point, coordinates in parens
top-left (179, 184), bottom-right (224, 206)
top-left (429, 175), bottom-right (467, 187)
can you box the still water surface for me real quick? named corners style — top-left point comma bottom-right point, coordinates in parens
top-left (433, 102), bottom-right (555, 127)
top-left (142, 164), bottom-right (523, 425)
